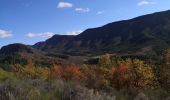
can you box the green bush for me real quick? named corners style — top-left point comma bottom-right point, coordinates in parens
top-left (0, 68), bottom-right (16, 81)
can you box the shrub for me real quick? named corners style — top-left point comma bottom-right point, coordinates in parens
top-left (51, 64), bottom-right (82, 81)
top-left (160, 49), bottom-right (170, 90)
top-left (13, 65), bottom-right (50, 80)
top-left (113, 59), bottom-right (156, 90)
top-left (0, 68), bottom-right (16, 81)
top-left (98, 54), bottom-right (112, 68)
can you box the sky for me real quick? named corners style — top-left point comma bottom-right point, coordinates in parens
top-left (0, 0), bottom-right (170, 47)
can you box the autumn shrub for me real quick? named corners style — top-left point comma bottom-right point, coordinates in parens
top-left (98, 54), bottom-right (112, 68)
top-left (51, 64), bottom-right (82, 81)
top-left (84, 56), bottom-right (156, 90)
top-left (127, 59), bottom-right (156, 89)
top-left (112, 59), bottom-right (156, 90)
top-left (82, 54), bottom-right (115, 89)
top-left (12, 64), bottom-right (50, 80)
top-left (81, 65), bottom-right (113, 90)
top-left (112, 63), bottom-right (130, 90)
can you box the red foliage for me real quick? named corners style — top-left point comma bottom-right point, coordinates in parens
top-left (113, 63), bottom-right (129, 89)
top-left (116, 63), bottom-right (127, 74)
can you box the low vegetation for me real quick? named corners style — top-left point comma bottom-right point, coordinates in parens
top-left (0, 49), bottom-right (170, 100)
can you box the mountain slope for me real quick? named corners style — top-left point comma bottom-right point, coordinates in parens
top-left (30, 10), bottom-right (170, 55)
top-left (0, 44), bottom-right (67, 68)
top-left (0, 43), bottom-right (39, 55)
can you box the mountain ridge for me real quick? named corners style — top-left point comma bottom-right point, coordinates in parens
top-left (1, 10), bottom-right (170, 56)
top-left (33, 10), bottom-right (170, 55)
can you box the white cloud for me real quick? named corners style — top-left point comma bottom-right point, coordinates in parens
top-left (26, 32), bottom-right (55, 38)
top-left (75, 8), bottom-right (90, 13)
top-left (57, 2), bottom-right (73, 8)
top-left (0, 29), bottom-right (12, 38)
top-left (138, 1), bottom-right (156, 6)
top-left (97, 11), bottom-right (104, 14)
top-left (66, 30), bottom-right (83, 35)
top-left (26, 30), bottom-right (83, 38)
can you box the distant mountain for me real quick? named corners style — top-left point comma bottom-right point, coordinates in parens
top-left (33, 35), bottom-right (75, 52)
top-left (33, 10), bottom-right (170, 56)
top-left (0, 43), bottom-right (39, 55)
top-left (0, 44), bottom-right (67, 68)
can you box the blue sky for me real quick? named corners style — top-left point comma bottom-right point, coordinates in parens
top-left (0, 0), bottom-right (170, 47)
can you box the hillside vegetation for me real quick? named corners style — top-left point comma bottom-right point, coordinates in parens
top-left (0, 49), bottom-right (170, 100)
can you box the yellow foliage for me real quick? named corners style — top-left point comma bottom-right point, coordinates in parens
top-left (15, 65), bottom-right (50, 80)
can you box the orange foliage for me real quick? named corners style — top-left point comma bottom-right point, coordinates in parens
top-left (113, 63), bottom-right (129, 89)
top-left (51, 65), bottom-right (63, 78)
top-left (115, 63), bottom-right (127, 74)
top-left (111, 66), bottom-right (116, 74)
top-left (63, 65), bottom-right (82, 80)
top-left (11, 64), bottom-right (22, 72)
top-left (51, 64), bottom-right (82, 81)
top-left (113, 63), bottom-right (128, 81)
